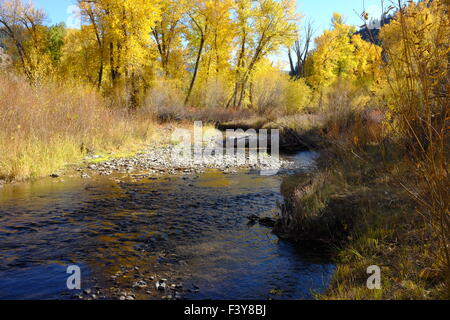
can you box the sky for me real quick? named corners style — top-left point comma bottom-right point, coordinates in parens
top-left (34, 0), bottom-right (385, 31)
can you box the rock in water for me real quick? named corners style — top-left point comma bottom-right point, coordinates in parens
top-left (259, 217), bottom-right (276, 228)
top-left (156, 279), bottom-right (167, 291)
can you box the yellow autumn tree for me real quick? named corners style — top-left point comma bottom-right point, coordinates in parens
top-left (188, 0), bottom-right (236, 108)
top-left (185, 0), bottom-right (237, 105)
top-left (59, 26), bottom-right (101, 84)
top-left (0, 0), bottom-right (53, 82)
top-left (228, 0), bottom-right (298, 109)
top-left (151, 0), bottom-right (188, 79)
top-left (307, 13), bottom-right (381, 90)
top-left (78, 0), bottom-right (161, 107)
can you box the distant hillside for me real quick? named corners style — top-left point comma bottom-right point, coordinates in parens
top-left (355, 15), bottom-right (393, 45)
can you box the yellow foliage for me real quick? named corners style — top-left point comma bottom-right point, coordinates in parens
top-left (307, 13), bottom-right (382, 90)
top-left (250, 60), bottom-right (312, 115)
top-left (380, 0), bottom-right (450, 117)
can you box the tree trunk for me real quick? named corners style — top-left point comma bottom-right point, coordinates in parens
top-left (185, 35), bottom-right (205, 106)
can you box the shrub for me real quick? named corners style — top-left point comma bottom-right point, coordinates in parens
top-left (189, 78), bottom-right (229, 110)
top-left (319, 80), bottom-right (384, 147)
top-left (143, 79), bottom-right (185, 122)
top-left (251, 69), bottom-right (285, 116)
top-left (0, 75), bottom-right (154, 181)
top-left (380, 0), bottom-right (450, 296)
top-left (284, 78), bottom-right (313, 115)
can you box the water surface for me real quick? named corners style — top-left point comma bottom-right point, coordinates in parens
top-left (0, 151), bottom-right (334, 300)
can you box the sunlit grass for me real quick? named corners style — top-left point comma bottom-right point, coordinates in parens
top-left (0, 76), bottom-right (156, 181)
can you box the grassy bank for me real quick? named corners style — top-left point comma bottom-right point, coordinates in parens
top-left (276, 143), bottom-right (448, 299)
top-left (0, 75), bottom-right (160, 182)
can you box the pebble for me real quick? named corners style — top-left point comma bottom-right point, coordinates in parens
top-left (78, 136), bottom-right (293, 177)
top-left (156, 280), bottom-right (167, 291)
top-left (175, 292), bottom-right (183, 300)
top-left (133, 280), bottom-right (148, 289)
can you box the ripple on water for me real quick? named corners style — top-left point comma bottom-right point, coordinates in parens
top-left (0, 152), bottom-right (335, 300)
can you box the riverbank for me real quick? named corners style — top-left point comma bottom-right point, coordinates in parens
top-left (75, 130), bottom-right (293, 179)
top-left (275, 145), bottom-right (449, 300)
top-left (0, 77), bottom-right (310, 184)
top-left (0, 76), bottom-right (163, 183)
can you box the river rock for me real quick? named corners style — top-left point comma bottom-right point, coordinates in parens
top-left (156, 280), bottom-right (167, 291)
top-left (175, 292), bottom-right (183, 300)
top-left (79, 134), bottom-right (294, 178)
top-left (133, 280), bottom-right (148, 289)
top-left (259, 217), bottom-right (276, 228)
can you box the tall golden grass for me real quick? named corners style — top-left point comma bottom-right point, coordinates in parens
top-left (381, 0), bottom-right (450, 296)
top-left (276, 1), bottom-right (449, 299)
top-left (0, 74), bottom-right (155, 181)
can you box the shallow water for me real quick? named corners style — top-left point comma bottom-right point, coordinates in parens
top-left (0, 151), bottom-right (335, 300)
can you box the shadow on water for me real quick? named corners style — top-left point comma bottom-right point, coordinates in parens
top-left (0, 151), bottom-right (335, 300)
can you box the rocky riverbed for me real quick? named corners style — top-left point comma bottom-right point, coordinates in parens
top-left (71, 137), bottom-right (294, 179)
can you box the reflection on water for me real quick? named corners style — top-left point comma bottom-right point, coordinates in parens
top-left (0, 151), bottom-right (334, 300)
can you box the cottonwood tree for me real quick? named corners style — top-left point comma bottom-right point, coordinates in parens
top-left (288, 19), bottom-right (314, 79)
top-left (59, 25), bottom-right (102, 84)
top-left (228, 0), bottom-right (298, 109)
top-left (151, 0), bottom-right (187, 78)
top-left (78, 0), bottom-right (161, 108)
top-left (0, 0), bottom-right (51, 81)
top-left (77, 0), bottom-right (107, 88)
top-left (307, 13), bottom-right (381, 90)
top-left (186, 0), bottom-right (235, 108)
top-left (184, 0), bottom-right (212, 105)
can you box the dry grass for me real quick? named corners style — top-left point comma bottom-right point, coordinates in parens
top-left (0, 74), bottom-right (156, 181)
top-left (142, 79), bottom-right (185, 122)
top-left (277, 147), bottom-right (448, 300)
top-left (315, 2), bottom-right (449, 299)
top-left (379, 0), bottom-right (450, 296)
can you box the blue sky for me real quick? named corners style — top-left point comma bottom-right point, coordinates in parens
top-left (34, 0), bottom-right (384, 32)
top-left (299, 0), bottom-right (383, 35)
